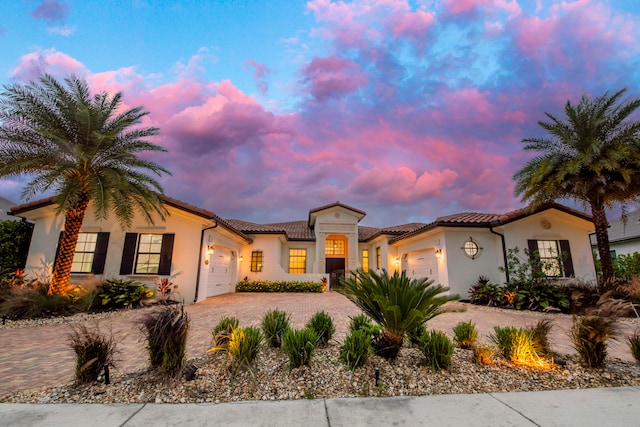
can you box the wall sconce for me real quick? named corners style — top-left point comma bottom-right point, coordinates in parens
top-left (435, 248), bottom-right (443, 259)
top-left (238, 255), bottom-right (243, 262)
top-left (206, 245), bottom-right (215, 256)
top-left (393, 256), bottom-right (401, 266)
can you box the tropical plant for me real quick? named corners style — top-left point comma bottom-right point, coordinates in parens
top-left (0, 280), bottom-right (84, 319)
top-left (69, 323), bottom-right (116, 384)
top-left (407, 323), bottom-right (427, 345)
top-left (0, 220), bottom-right (33, 274)
top-left (629, 330), bottom-right (640, 363)
top-left (0, 74), bottom-right (170, 295)
top-left (528, 319), bottom-right (553, 357)
top-left (222, 326), bottom-right (263, 372)
top-left (452, 320), bottom-right (478, 349)
top-left (612, 252), bottom-right (640, 283)
top-left (282, 328), bottom-right (317, 369)
top-left (340, 329), bottom-right (373, 371)
top-left (473, 345), bottom-right (495, 365)
top-left (261, 309), bottom-right (290, 348)
top-left (211, 316), bottom-right (239, 349)
top-left (141, 305), bottom-right (189, 379)
top-left (513, 89), bottom-right (640, 290)
top-left (417, 330), bottom-right (455, 370)
top-left (305, 310), bottom-right (335, 346)
top-left (339, 268), bottom-right (460, 359)
top-left (155, 278), bottom-right (174, 302)
top-left (97, 279), bottom-right (154, 308)
top-left (490, 326), bottom-right (546, 366)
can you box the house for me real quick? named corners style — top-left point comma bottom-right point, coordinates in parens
top-left (0, 196), bottom-right (19, 221)
top-left (10, 197), bottom-right (597, 303)
top-left (589, 208), bottom-right (640, 258)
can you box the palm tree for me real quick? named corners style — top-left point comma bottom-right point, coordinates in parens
top-left (339, 268), bottom-right (459, 359)
top-left (514, 89), bottom-right (640, 290)
top-left (0, 74), bottom-right (170, 294)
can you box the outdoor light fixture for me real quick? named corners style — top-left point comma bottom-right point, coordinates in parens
top-left (393, 257), bottom-right (401, 266)
top-left (206, 245), bottom-right (215, 255)
top-left (462, 237), bottom-right (482, 260)
top-left (435, 248), bottom-right (443, 259)
top-left (238, 255), bottom-right (243, 262)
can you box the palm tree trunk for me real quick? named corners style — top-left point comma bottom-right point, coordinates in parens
top-left (590, 202), bottom-right (615, 291)
top-left (48, 194), bottom-right (90, 295)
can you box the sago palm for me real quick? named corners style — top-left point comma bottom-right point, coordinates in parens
top-left (339, 268), bottom-right (459, 359)
top-left (514, 89), bottom-right (640, 289)
top-left (0, 74), bottom-right (170, 294)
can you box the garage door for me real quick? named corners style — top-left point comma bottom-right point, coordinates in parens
top-left (405, 250), bottom-right (439, 284)
top-left (207, 248), bottom-right (233, 297)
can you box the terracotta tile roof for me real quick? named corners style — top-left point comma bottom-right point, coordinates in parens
top-left (226, 219), bottom-right (315, 240)
top-left (498, 201), bottom-right (592, 224)
top-left (357, 223), bottom-right (426, 242)
top-left (435, 212), bottom-right (500, 225)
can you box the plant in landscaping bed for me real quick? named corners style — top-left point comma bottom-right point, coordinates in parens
top-left (528, 319), bottom-right (553, 357)
top-left (469, 281), bottom-right (504, 306)
top-left (349, 314), bottom-right (381, 335)
top-left (97, 279), bottom-right (154, 308)
top-left (211, 316), bottom-right (240, 349)
top-left (407, 323), bottom-right (427, 345)
top-left (155, 278), bottom-right (174, 302)
top-left (339, 268), bottom-right (460, 360)
top-left (141, 305), bottom-right (189, 379)
top-left (305, 310), bottom-right (335, 346)
top-left (69, 323), bottom-right (116, 384)
top-left (282, 328), bottom-right (317, 368)
top-left (340, 329), bottom-right (373, 371)
top-left (416, 330), bottom-right (455, 370)
top-left (629, 331), bottom-right (640, 363)
top-left (0, 280), bottom-right (85, 319)
top-left (261, 309), bottom-right (290, 348)
top-left (473, 345), bottom-right (495, 365)
top-left (516, 282), bottom-right (569, 312)
top-left (452, 320), bottom-right (478, 349)
top-left (490, 326), bottom-right (547, 367)
top-left (224, 326), bottom-right (263, 372)
top-left (236, 279), bottom-right (325, 293)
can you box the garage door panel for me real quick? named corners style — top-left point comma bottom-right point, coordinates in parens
top-left (406, 250), bottom-right (438, 283)
top-left (207, 249), bottom-right (233, 297)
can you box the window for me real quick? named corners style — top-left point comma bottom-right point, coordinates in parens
top-left (462, 238), bottom-right (481, 259)
top-left (325, 239), bottom-right (345, 255)
top-left (376, 247), bottom-right (381, 270)
top-left (250, 250), bottom-right (263, 272)
top-left (527, 239), bottom-right (574, 278)
top-left (362, 249), bottom-right (369, 271)
top-left (289, 249), bottom-right (307, 273)
top-left (120, 233), bottom-right (174, 275)
top-left (68, 232), bottom-right (109, 274)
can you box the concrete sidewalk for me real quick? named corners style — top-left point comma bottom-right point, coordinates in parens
top-left (1, 386), bottom-right (639, 427)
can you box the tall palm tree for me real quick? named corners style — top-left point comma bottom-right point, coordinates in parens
top-left (0, 74), bottom-right (170, 294)
top-left (514, 89), bottom-right (640, 290)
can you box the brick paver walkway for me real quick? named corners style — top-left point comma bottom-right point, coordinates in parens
top-left (1, 291), bottom-right (638, 399)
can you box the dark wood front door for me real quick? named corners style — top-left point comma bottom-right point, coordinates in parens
top-left (326, 258), bottom-right (345, 288)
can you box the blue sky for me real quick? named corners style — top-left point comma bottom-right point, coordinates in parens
top-left (1, 0), bottom-right (640, 226)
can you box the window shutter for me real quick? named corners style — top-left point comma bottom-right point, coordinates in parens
top-left (120, 233), bottom-right (138, 275)
top-left (559, 240), bottom-right (574, 277)
top-left (158, 234), bottom-right (175, 275)
top-left (91, 232), bottom-right (110, 274)
top-left (527, 239), bottom-right (542, 275)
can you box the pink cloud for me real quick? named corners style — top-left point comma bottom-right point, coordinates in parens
top-left (32, 0), bottom-right (69, 23)
top-left (245, 59), bottom-right (271, 95)
top-left (11, 48), bottom-right (88, 82)
top-left (301, 56), bottom-right (367, 101)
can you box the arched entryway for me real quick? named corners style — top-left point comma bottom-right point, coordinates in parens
top-left (325, 235), bottom-right (347, 288)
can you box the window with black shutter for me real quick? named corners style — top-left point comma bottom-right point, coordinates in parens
top-left (119, 233), bottom-right (174, 275)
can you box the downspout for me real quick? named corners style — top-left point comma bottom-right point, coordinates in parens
top-left (194, 220), bottom-right (218, 303)
top-left (490, 225), bottom-right (509, 283)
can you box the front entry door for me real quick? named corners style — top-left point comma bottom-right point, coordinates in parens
top-left (326, 258), bottom-right (346, 288)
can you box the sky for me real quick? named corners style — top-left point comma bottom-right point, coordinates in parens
top-left (1, 0), bottom-right (640, 227)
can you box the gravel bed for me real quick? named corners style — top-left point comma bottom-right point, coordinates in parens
top-left (3, 341), bottom-right (640, 404)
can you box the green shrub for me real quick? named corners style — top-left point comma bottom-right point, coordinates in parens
top-left (469, 282), bottom-right (504, 306)
top-left (407, 323), bottom-right (427, 345)
top-left (0, 281), bottom-right (80, 319)
top-left (516, 283), bottom-right (569, 312)
top-left (261, 309), bottom-right (290, 348)
top-left (236, 279), bottom-right (325, 293)
top-left (0, 220), bottom-right (33, 275)
top-left (416, 330), bottom-right (455, 370)
top-left (613, 252), bottom-right (640, 283)
top-left (305, 310), bottom-right (335, 346)
top-left (473, 345), bottom-right (495, 365)
top-left (211, 316), bottom-right (240, 349)
top-left (97, 279), bottom-right (154, 308)
top-left (629, 331), bottom-right (640, 364)
top-left (69, 323), bottom-right (116, 384)
top-left (226, 326), bottom-right (263, 372)
top-left (340, 329), bottom-right (372, 370)
top-left (349, 314), bottom-right (375, 333)
top-left (282, 328), bottom-right (317, 368)
top-left (490, 326), bottom-right (544, 366)
top-left (142, 305), bottom-right (189, 379)
top-left (452, 320), bottom-right (478, 349)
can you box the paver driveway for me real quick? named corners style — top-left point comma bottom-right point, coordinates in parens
top-left (1, 291), bottom-right (638, 399)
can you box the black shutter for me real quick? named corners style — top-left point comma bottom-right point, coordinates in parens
top-left (91, 232), bottom-right (110, 274)
top-left (158, 234), bottom-right (175, 275)
top-left (120, 233), bottom-right (138, 275)
top-left (527, 239), bottom-right (542, 276)
top-left (559, 240), bottom-right (574, 277)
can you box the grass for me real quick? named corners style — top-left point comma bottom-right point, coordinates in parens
top-left (68, 323), bottom-right (116, 384)
top-left (305, 310), bottom-right (335, 346)
top-left (452, 320), bottom-right (478, 349)
top-left (416, 330), bottom-right (455, 370)
top-left (261, 309), bottom-right (290, 348)
top-left (141, 305), bottom-right (190, 380)
top-left (282, 328), bottom-right (317, 369)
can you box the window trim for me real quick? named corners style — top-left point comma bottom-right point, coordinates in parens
top-left (288, 248), bottom-right (307, 274)
top-left (120, 233), bottom-right (174, 276)
top-left (527, 239), bottom-right (574, 278)
top-left (59, 231), bottom-right (109, 275)
top-left (250, 250), bottom-right (263, 272)
top-left (376, 247), bottom-right (381, 270)
top-left (362, 249), bottom-right (369, 272)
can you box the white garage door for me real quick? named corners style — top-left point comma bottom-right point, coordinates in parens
top-left (206, 249), bottom-right (233, 297)
top-left (405, 250), bottom-right (439, 284)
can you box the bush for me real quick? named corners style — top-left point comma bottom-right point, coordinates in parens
top-left (349, 314), bottom-right (376, 333)
top-left (282, 328), bottom-right (317, 369)
top-left (469, 282), bottom-right (503, 306)
top-left (528, 319), bottom-right (553, 357)
top-left (0, 220), bottom-right (33, 275)
top-left (473, 345), bottom-right (495, 365)
top-left (613, 252), bottom-right (640, 283)
top-left (97, 279), bottom-right (154, 308)
top-left (261, 309), bottom-right (290, 348)
top-left (407, 323), bottom-right (427, 345)
top-left (516, 282), bottom-right (569, 312)
top-left (142, 305), bottom-right (189, 379)
top-left (211, 317), bottom-right (240, 349)
top-left (225, 326), bottom-right (263, 372)
top-left (340, 329), bottom-right (372, 370)
top-left (416, 330), bottom-right (455, 370)
top-left (0, 280), bottom-right (85, 319)
top-left (452, 320), bottom-right (478, 349)
top-left (629, 331), bottom-right (640, 364)
top-left (69, 323), bottom-right (116, 384)
top-left (236, 279), bottom-right (325, 293)
top-left (305, 311), bottom-right (335, 346)
top-left (490, 326), bottom-right (544, 366)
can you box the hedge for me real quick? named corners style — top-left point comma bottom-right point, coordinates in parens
top-left (236, 279), bottom-right (325, 293)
